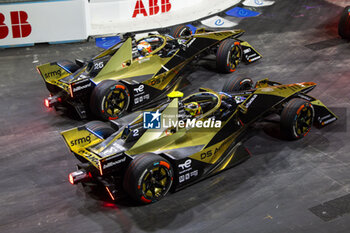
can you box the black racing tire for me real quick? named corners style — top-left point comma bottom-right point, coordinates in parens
top-left (222, 76), bottom-right (253, 92)
top-left (57, 60), bottom-right (80, 73)
top-left (85, 121), bottom-right (115, 139)
top-left (169, 25), bottom-right (192, 38)
top-left (123, 153), bottom-right (174, 204)
top-left (216, 39), bottom-right (242, 73)
top-left (90, 80), bottom-right (130, 121)
top-left (280, 98), bottom-right (314, 140)
top-left (338, 6), bottom-right (350, 39)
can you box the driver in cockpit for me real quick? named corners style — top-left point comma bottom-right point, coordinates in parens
top-left (184, 102), bottom-right (202, 118)
top-left (137, 40), bottom-right (152, 57)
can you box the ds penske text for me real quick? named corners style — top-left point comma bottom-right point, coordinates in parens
top-left (36, 25), bottom-right (261, 120)
top-left (61, 76), bottom-right (337, 204)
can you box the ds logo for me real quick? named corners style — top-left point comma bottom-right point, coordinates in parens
top-left (132, 0), bottom-right (171, 18)
top-left (0, 11), bottom-right (32, 39)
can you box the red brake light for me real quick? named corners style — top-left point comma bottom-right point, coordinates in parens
top-left (44, 99), bottom-right (50, 108)
top-left (68, 173), bottom-right (75, 185)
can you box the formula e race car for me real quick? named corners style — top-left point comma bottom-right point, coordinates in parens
top-left (61, 76), bottom-right (337, 204)
top-left (37, 25), bottom-right (261, 120)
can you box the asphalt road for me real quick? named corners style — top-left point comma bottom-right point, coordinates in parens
top-left (1, 0), bottom-right (350, 232)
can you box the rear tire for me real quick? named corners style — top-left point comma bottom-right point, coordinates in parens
top-left (85, 121), bottom-right (115, 139)
top-left (339, 6), bottom-right (350, 39)
top-left (57, 60), bottom-right (80, 73)
top-left (90, 80), bottom-right (130, 121)
top-left (169, 25), bottom-right (192, 38)
top-left (123, 154), bottom-right (173, 204)
top-left (216, 39), bottom-right (242, 73)
top-left (280, 98), bottom-right (314, 140)
top-left (222, 77), bottom-right (253, 92)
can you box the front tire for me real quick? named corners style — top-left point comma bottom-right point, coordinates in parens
top-left (216, 39), bottom-right (242, 73)
top-left (280, 98), bottom-right (314, 140)
top-left (123, 154), bottom-right (174, 204)
top-left (339, 6), bottom-right (350, 39)
top-left (222, 77), bottom-right (253, 92)
top-left (90, 80), bottom-right (130, 121)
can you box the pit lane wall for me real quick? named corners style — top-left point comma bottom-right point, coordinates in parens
top-left (89, 0), bottom-right (241, 35)
top-left (0, 0), bottom-right (240, 47)
top-left (0, 0), bottom-right (90, 47)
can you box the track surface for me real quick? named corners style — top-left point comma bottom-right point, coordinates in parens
top-left (1, 0), bottom-right (350, 232)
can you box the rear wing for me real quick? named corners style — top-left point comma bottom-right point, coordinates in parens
top-left (61, 126), bottom-right (104, 168)
top-left (36, 61), bottom-right (76, 84)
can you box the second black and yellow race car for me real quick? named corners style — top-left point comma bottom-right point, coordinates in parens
top-left (61, 76), bottom-right (337, 204)
top-left (36, 25), bottom-right (261, 120)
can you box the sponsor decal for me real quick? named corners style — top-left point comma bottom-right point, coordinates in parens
top-left (101, 143), bottom-right (126, 156)
top-left (134, 84), bottom-right (145, 94)
top-left (143, 110), bottom-right (161, 129)
top-left (0, 11), bottom-right (31, 39)
top-left (245, 94), bottom-right (257, 108)
top-left (72, 82), bottom-right (92, 92)
top-left (70, 135), bottom-right (91, 146)
top-left (178, 159), bottom-right (192, 175)
top-left (132, 0), bottom-right (171, 18)
top-left (44, 69), bottom-right (61, 78)
top-left (178, 159), bottom-right (191, 170)
top-left (215, 19), bottom-right (224, 26)
top-left (103, 157), bottom-right (126, 169)
top-left (179, 170), bottom-right (198, 183)
top-left (323, 117), bottom-right (336, 125)
top-left (226, 7), bottom-right (260, 18)
top-left (134, 94), bottom-right (150, 104)
top-left (244, 48), bottom-right (251, 53)
top-left (78, 149), bottom-right (100, 166)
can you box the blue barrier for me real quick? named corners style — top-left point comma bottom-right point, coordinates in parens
top-left (226, 7), bottom-right (260, 18)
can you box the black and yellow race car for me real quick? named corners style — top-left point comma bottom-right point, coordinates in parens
top-left (61, 76), bottom-right (337, 204)
top-left (37, 25), bottom-right (261, 120)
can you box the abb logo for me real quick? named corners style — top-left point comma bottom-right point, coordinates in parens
top-left (132, 0), bottom-right (171, 18)
top-left (0, 11), bottom-right (32, 39)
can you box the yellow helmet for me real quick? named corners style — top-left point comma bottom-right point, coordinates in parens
top-left (184, 102), bottom-right (202, 117)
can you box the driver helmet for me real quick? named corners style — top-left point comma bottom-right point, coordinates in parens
top-left (137, 41), bottom-right (152, 56)
top-left (184, 102), bottom-right (202, 117)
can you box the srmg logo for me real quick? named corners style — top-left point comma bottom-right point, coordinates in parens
top-left (143, 110), bottom-right (161, 129)
top-left (132, 0), bottom-right (171, 18)
top-left (0, 11), bottom-right (32, 39)
top-left (70, 135), bottom-right (91, 146)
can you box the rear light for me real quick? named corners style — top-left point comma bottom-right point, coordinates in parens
top-left (68, 170), bottom-right (91, 185)
top-left (44, 94), bottom-right (62, 108)
top-left (44, 98), bottom-right (50, 108)
top-left (69, 173), bottom-right (75, 185)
